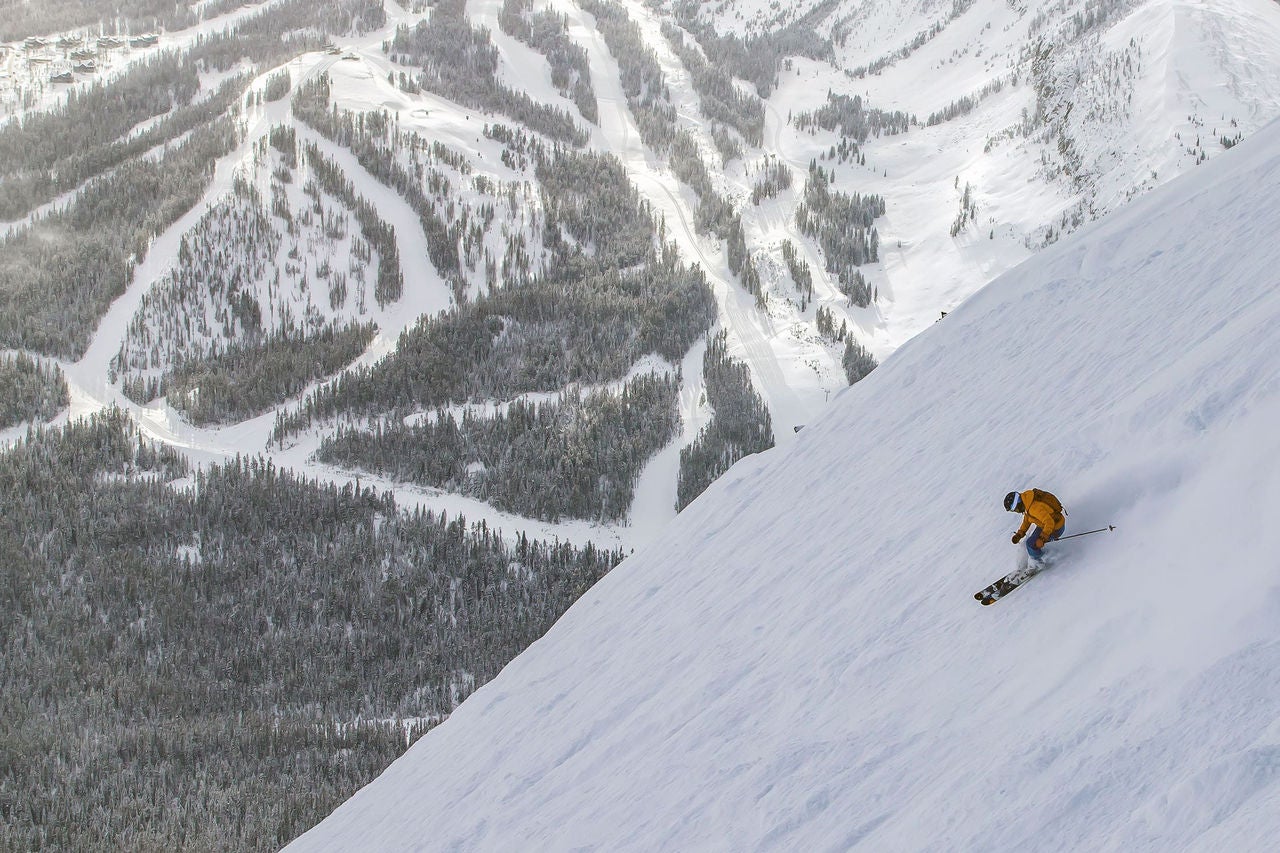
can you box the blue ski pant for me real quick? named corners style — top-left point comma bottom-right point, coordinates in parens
top-left (1026, 524), bottom-right (1064, 560)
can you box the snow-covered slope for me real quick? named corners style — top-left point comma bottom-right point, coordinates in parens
top-left (287, 117), bottom-right (1280, 851)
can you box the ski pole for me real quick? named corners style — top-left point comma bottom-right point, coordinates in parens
top-left (1057, 525), bottom-right (1115, 542)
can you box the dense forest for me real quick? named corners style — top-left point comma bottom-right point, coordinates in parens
top-left (0, 52), bottom-right (204, 219)
top-left (273, 135), bottom-right (715, 438)
top-left (0, 117), bottom-right (240, 358)
top-left (318, 373), bottom-right (680, 523)
top-left (163, 321), bottom-right (377, 426)
top-left (0, 353), bottom-right (69, 428)
top-left (0, 0), bottom-right (1136, 847)
top-left (274, 244), bottom-right (713, 438)
top-left (0, 410), bottom-right (622, 851)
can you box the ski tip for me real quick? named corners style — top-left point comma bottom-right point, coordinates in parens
top-left (980, 598), bottom-right (995, 606)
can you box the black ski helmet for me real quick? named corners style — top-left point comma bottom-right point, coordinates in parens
top-left (1004, 491), bottom-right (1021, 512)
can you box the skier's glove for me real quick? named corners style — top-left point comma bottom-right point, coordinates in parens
top-left (1011, 533), bottom-right (1023, 544)
top-left (1033, 538), bottom-right (1045, 550)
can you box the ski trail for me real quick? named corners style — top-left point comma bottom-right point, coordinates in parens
top-left (293, 125), bottom-right (453, 355)
top-left (567, 1), bottom-right (814, 440)
top-left (762, 99), bottom-right (878, 322)
top-left (627, 337), bottom-right (710, 542)
top-left (47, 29), bottom-right (641, 551)
top-left (22, 0), bottom-right (827, 550)
top-left (68, 52), bottom-right (338, 395)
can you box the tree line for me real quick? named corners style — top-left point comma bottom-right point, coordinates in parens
top-left (795, 164), bottom-right (884, 307)
top-left (0, 51), bottom-right (203, 219)
top-left (1, 0), bottom-right (241, 43)
top-left (304, 141), bottom-right (404, 307)
top-left (318, 373), bottom-right (680, 523)
top-left (273, 245), bottom-right (714, 443)
top-left (577, 0), bottom-right (677, 149)
top-left (661, 21), bottom-right (764, 146)
top-left (669, 130), bottom-right (735, 238)
top-left (499, 0), bottom-right (598, 124)
top-left (847, 0), bottom-right (975, 78)
top-left (842, 336), bottom-right (878, 385)
top-left (676, 331), bottom-right (775, 511)
top-left (388, 0), bottom-right (587, 146)
top-left (163, 321), bottom-right (377, 426)
top-left (782, 239), bottom-right (814, 309)
top-left (672, 3), bottom-right (833, 98)
top-left (793, 92), bottom-right (913, 141)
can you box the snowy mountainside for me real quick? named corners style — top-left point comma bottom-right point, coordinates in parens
top-left (289, 117), bottom-right (1280, 851)
top-left (688, 0), bottom-right (1280, 346)
top-left (4, 0), bottom-right (1279, 553)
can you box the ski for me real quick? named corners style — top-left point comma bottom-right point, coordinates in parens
top-left (974, 564), bottom-right (1045, 605)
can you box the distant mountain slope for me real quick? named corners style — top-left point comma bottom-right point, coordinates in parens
top-left (288, 114), bottom-right (1280, 851)
top-left (714, 0), bottom-right (1280, 347)
top-left (4, 0), bottom-right (1279, 547)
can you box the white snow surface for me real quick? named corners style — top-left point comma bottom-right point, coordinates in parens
top-left (288, 117), bottom-right (1280, 851)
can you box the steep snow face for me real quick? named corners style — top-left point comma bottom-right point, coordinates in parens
top-left (287, 114), bottom-right (1280, 851)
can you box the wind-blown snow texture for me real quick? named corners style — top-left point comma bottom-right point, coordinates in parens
top-left (287, 111), bottom-right (1280, 851)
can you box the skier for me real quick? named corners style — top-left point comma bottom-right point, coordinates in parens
top-left (1004, 488), bottom-right (1066, 565)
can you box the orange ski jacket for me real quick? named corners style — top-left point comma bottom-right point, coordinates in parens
top-left (1014, 488), bottom-right (1065, 545)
